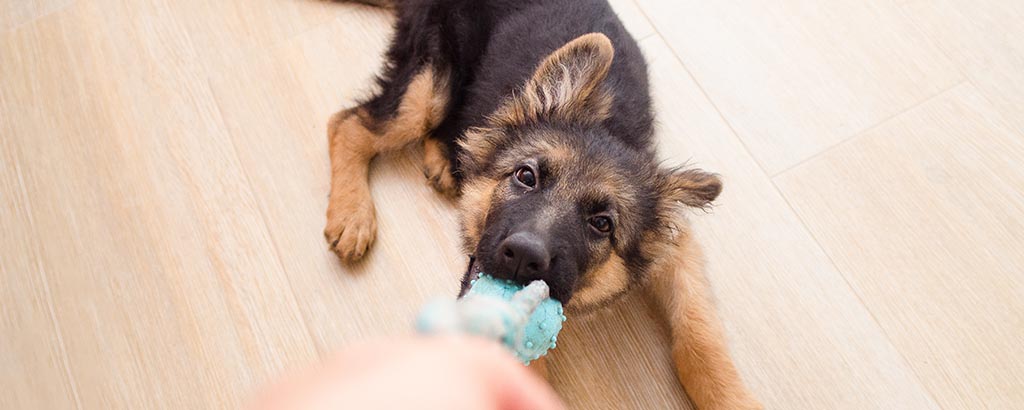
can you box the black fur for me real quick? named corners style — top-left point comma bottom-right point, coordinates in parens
top-left (359, 0), bottom-right (653, 182)
top-left (348, 0), bottom-right (711, 305)
top-left (333, 5), bottom-right (755, 404)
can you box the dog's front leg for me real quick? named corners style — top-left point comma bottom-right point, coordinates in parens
top-left (324, 67), bottom-right (449, 262)
top-left (646, 238), bottom-right (761, 410)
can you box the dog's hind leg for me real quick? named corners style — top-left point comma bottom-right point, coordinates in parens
top-left (647, 237), bottom-right (762, 410)
top-left (325, 63), bottom-right (450, 261)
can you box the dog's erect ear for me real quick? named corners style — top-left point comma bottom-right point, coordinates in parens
top-left (493, 33), bottom-right (616, 127)
top-left (460, 33), bottom-right (614, 176)
top-left (659, 167), bottom-right (723, 210)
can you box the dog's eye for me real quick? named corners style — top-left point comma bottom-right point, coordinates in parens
top-left (514, 166), bottom-right (537, 188)
top-left (589, 216), bottom-right (612, 234)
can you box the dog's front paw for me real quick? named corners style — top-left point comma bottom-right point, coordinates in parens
top-left (324, 200), bottom-right (377, 262)
top-left (424, 160), bottom-right (457, 198)
top-left (422, 139), bottom-right (458, 198)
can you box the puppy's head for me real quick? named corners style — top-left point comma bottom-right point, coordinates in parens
top-left (458, 33), bottom-right (721, 311)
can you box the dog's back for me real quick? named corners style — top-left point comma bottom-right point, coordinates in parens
top-left (382, 0), bottom-right (654, 164)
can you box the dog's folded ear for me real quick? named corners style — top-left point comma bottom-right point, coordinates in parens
top-left (493, 32), bottom-right (616, 127)
top-left (659, 167), bottom-right (723, 210)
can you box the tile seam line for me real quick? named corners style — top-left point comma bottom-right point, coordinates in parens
top-left (772, 79), bottom-right (969, 178)
top-left (767, 177), bottom-right (946, 410)
top-left (632, 1), bottom-right (950, 406)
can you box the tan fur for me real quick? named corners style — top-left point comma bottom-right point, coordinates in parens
top-left (457, 176), bottom-right (500, 254)
top-left (325, 68), bottom-right (449, 261)
top-left (490, 136), bottom-right (575, 176)
top-left (456, 126), bottom-right (499, 175)
top-left (543, 140), bottom-right (575, 167)
top-left (646, 233), bottom-right (762, 410)
top-left (325, 21), bottom-right (753, 409)
top-left (444, 33), bottom-right (754, 408)
top-left (661, 169), bottom-right (723, 210)
top-left (460, 128), bottom-right (644, 312)
top-left (422, 138), bottom-right (457, 198)
top-left (568, 253), bottom-right (629, 310)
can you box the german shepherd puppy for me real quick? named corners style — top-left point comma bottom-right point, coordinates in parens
top-left (325, 0), bottom-right (761, 408)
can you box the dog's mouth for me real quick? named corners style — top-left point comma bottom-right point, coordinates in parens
top-left (458, 255), bottom-right (483, 298)
top-left (460, 252), bottom-right (575, 304)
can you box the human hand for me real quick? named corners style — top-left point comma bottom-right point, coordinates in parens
top-left (252, 336), bottom-right (565, 410)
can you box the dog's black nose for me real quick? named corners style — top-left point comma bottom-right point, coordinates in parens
top-left (494, 232), bottom-right (551, 282)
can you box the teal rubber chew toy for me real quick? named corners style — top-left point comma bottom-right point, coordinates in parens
top-left (415, 273), bottom-right (566, 365)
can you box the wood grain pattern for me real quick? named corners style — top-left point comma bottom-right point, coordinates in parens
top-left (1, 1), bottom-right (316, 407)
top-left (607, 0), bottom-right (656, 41)
top-left (902, 0), bottom-right (1024, 135)
top-left (638, 37), bottom-right (939, 409)
top-left (205, 5), bottom-right (469, 351)
top-left (0, 0), bottom-right (69, 31)
top-left (2, 0), bottom-right (1022, 408)
top-left (550, 293), bottom-right (694, 409)
top-left (637, 0), bottom-right (963, 174)
top-left (0, 125), bottom-right (79, 410)
top-left (163, 0), bottom-right (339, 73)
top-left (775, 84), bottom-right (1024, 409)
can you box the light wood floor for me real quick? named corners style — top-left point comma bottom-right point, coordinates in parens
top-left (2, 0), bottom-right (1022, 408)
